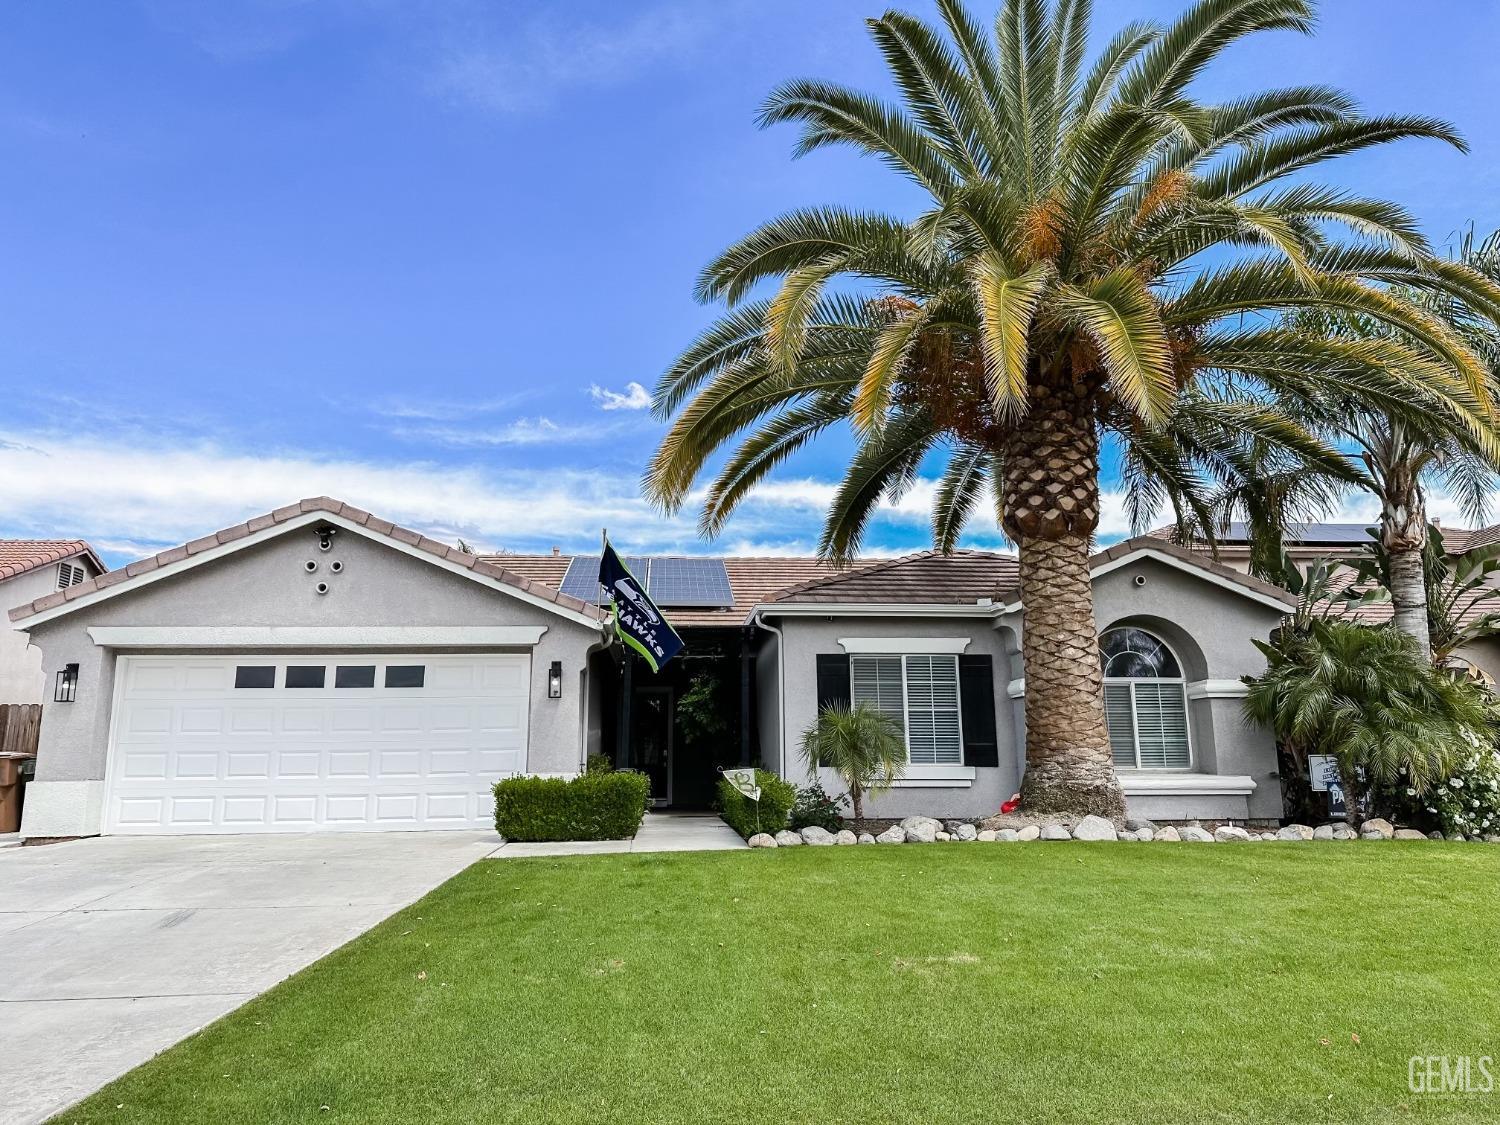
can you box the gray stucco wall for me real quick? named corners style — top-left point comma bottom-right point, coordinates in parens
top-left (2, 565), bottom-right (90, 703)
top-left (20, 527), bottom-right (602, 835)
top-left (765, 554), bottom-right (1288, 824)
top-left (770, 614), bottom-right (1018, 819)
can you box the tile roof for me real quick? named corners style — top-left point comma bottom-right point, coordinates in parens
top-left (766, 539), bottom-right (1295, 610)
top-left (0, 540), bottom-right (105, 583)
top-left (9, 498), bottom-right (607, 625)
top-left (481, 553), bottom-right (848, 627)
top-left (770, 549), bottom-right (1020, 606)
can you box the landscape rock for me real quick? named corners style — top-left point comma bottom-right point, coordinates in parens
top-left (1260, 832), bottom-right (1278, 841)
top-left (997, 829), bottom-right (1019, 842)
top-left (977, 829), bottom-right (997, 842)
top-left (875, 825), bottom-right (905, 844)
top-left (835, 829), bottom-right (858, 845)
top-left (800, 826), bottom-right (837, 846)
top-left (857, 832), bottom-right (877, 845)
top-left (1312, 825), bottom-right (1335, 841)
top-left (1393, 829), bottom-right (1427, 841)
top-left (935, 831), bottom-right (952, 842)
top-left (1485, 835), bottom-right (1500, 844)
top-left (1277, 825), bottom-right (1314, 842)
top-left (1134, 827), bottom-right (1157, 841)
top-left (954, 823), bottom-right (978, 842)
top-left (1214, 825), bottom-right (1253, 842)
top-left (1153, 826), bottom-right (1181, 842)
top-left (1039, 825), bottom-right (1072, 841)
top-left (901, 816), bottom-right (940, 844)
top-left (1178, 825), bottom-right (1215, 843)
top-left (1072, 815), bottom-right (1119, 842)
top-left (1125, 817), bottom-right (1158, 833)
top-left (747, 833), bottom-right (777, 848)
top-left (1428, 830), bottom-right (1445, 841)
top-left (1016, 825), bottom-right (1041, 841)
top-left (1331, 824), bottom-right (1357, 841)
top-left (1359, 818), bottom-right (1394, 840)
top-left (774, 830), bottom-right (802, 847)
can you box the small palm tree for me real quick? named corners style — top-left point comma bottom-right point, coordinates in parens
top-left (1357, 526), bottom-right (1500, 668)
top-left (800, 703), bottom-right (906, 821)
top-left (1244, 620), bottom-right (1493, 805)
top-left (647, 0), bottom-right (1500, 818)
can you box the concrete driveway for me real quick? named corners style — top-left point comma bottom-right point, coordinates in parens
top-left (0, 832), bottom-right (501, 1125)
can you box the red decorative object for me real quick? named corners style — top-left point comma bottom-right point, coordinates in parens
top-left (1000, 793), bottom-right (1021, 815)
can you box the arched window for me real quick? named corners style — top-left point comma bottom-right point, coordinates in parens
top-left (1099, 627), bottom-right (1191, 770)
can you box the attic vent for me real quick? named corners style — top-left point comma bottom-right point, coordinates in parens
top-left (57, 562), bottom-right (85, 590)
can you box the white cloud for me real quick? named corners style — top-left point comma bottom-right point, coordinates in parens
top-left (433, 4), bottom-right (716, 114)
top-left (590, 382), bottom-right (652, 412)
top-left (0, 433), bottom-right (973, 565)
top-left (395, 416), bottom-right (619, 448)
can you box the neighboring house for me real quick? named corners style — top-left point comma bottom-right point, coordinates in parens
top-left (1157, 521), bottom-right (1500, 683)
top-left (8, 497), bottom-right (1293, 840)
top-left (0, 540), bottom-right (105, 703)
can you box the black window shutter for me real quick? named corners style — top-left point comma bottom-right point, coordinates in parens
top-left (815, 654), bottom-right (851, 712)
top-left (959, 654), bottom-right (999, 767)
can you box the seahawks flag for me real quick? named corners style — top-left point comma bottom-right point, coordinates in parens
top-left (600, 541), bottom-right (683, 672)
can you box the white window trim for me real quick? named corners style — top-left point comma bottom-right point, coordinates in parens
top-left (838, 637), bottom-right (970, 654)
top-left (888, 763), bottom-right (976, 788)
top-left (1185, 679), bottom-right (1249, 700)
top-left (1119, 773), bottom-right (1256, 796)
top-left (849, 652), bottom-right (965, 769)
top-left (1101, 628), bottom-right (1193, 771)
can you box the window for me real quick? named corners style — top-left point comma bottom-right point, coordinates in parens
top-left (234, 666), bottom-right (276, 689)
top-left (1099, 628), bottom-right (1190, 769)
top-left (57, 562), bottom-right (84, 590)
top-left (850, 654), bottom-right (961, 764)
top-left (285, 665), bottom-right (326, 689)
top-left (384, 665), bottom-right (426, 689)
top-left (335, 665), bottom-right (376, 689)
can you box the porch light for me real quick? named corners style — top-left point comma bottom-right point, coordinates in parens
top-left (548, 661), bottom-right (563, 699)
top-left (54, 663), bottom-right (79, 703)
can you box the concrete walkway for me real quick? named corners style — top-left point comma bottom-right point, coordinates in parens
top-left (492, 811), bottom-right (747, 857)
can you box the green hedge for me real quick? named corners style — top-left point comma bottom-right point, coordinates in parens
top-left (493, 770), bottom-right (650, 842)
top-left (717, 769), bottom-right (796, 839)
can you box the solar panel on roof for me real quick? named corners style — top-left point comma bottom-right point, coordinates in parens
top-left (558, 555), bottom-right (734, 609)
top-left (647, 557), bottom-right (734, 608)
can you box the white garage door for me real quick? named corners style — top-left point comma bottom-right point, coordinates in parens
top-left (106, 654), bottom-right (530, 834)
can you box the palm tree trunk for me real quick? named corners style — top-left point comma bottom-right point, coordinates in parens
top-left (1380, 476), bottom-right (1431, 658)
top-left (1001, 383), bottom-right (1126, 820)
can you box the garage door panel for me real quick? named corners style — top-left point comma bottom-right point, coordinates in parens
top-left (106, 655), bottom-right (530, 833)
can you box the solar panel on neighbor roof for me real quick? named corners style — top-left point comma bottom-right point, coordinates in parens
top-left (557, 555), bottom-right (734, 609)
top-left (1224, 522), bottom-right (1376, 545)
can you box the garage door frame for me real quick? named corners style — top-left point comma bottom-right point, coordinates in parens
top-left (101, 651), bottom-right (531, 835)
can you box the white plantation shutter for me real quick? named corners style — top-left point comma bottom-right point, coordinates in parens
top-left (851, 656), bottom-right (905, 726)
top-left (850, 654), bottom-right (961, 765)
top-left (1103, 684), bottom-right (1138, 767)
top-left (1131, 683), bottom-right (1190, 768)
top-left (904, 655), bottom-right (961, 765)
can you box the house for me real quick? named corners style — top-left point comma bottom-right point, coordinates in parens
top-left (0, 540), bottom-right (106, 703)
top-left (8, 497), bottom-right (1293, 840)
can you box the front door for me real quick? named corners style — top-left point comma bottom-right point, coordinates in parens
top-left (629, 686), bottom-right (673, 806)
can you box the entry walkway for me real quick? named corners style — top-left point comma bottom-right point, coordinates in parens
top-left (493, 811), bottom-right (746, 857)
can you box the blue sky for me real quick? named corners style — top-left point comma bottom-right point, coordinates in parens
top-left (2, 0), bottom-right (1499, 565)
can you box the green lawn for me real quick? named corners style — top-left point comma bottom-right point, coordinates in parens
top-left (56, 843), bottom-right (1500, 1124)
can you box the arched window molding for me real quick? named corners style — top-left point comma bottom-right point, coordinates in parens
top-left (1099, 627), bottom-right (1192, 770)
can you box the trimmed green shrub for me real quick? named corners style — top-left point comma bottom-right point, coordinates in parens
top-left (494, 770), bottom-right (650, 842)
top-left (789, 780), bottom-right (847, 831)
top-left (716, 769), bottom-right (795, 839)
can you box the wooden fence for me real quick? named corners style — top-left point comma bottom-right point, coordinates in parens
top-left (0, 704), bottom-right (41, 755)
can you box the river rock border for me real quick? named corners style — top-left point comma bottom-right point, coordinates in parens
top-left (744, 815), bottom-right (1500, 848)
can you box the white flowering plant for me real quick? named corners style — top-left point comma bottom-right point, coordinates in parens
top-left (1420, 747), bottom-right (1500, 839)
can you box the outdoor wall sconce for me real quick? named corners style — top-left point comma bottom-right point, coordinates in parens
top-left (54, 663), bottom-right (79, 703)
top-left (548, 661), bottom-right (563, 699)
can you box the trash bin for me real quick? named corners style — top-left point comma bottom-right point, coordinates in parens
top-left (0, 752), bottom-right (33, 833)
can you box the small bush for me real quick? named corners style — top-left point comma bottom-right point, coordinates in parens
top-left (717, 769), bottom-right (795, 839)
top-left (584, 752), bottom-right (613, 775)
top-left (494, 770), bottom-right (650, 841)
top-left (789, 780), bottom-right (846, 831)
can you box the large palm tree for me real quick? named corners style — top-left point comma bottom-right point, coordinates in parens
top-left (645, 0), bottom-right (1500, 818)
